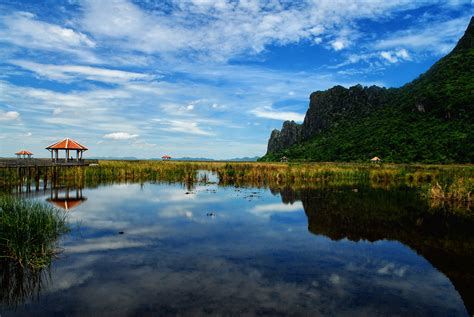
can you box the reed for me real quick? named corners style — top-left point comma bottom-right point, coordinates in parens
top-left (1, 160), bottom-right (473, 202)
top-left (0, 196), bottom-right (69, 270)
top-left (428, 177), bottom-right (473, 203)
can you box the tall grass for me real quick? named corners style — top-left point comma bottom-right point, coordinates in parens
top-left (0, 196), bottom-right (69, 270)
top-left (2, 160), bottom-right (473, 204)
top-left (428, 177), bottom-right (473, 203)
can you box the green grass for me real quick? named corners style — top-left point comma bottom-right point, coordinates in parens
top-left (0, 196), bottom-right (70, 270)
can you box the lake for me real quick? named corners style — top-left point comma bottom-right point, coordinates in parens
top-left (1, 171), bottom-right (473, 316)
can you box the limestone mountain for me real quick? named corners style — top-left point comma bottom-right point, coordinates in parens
top-left (260, 17), bottom-right (474, 163)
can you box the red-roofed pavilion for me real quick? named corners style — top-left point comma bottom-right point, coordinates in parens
top-left (15, 150), bottom-right (33, 159)
top-left (162, 155), bottom-right (171, 161)
top-left (46, 138), bottom-right (88, 162)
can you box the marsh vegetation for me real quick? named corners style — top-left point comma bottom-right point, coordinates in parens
top-left (0, 196), bottom-right (69, 270)
top-left (2, 160), bottom-right (471, 207)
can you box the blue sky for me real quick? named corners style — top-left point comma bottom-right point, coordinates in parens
top-left (0, 0), bottom-right (473, 159)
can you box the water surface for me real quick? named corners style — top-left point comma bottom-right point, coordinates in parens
top-left (1, 177), bottom-right (473, 316)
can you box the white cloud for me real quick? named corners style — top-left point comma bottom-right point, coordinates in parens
top-left (53, 108), bottom-right (63, 116)
top-left (153, 119), bottom-right (214, 136)
top-left (0, 110), bottom-right (20, 121)
top-left (10, 60), bottom-right (156, 84)
top-left (373, 16), bottom-right (469, 54)
top-left (251, 106), bottom-right (305, 122)
top-left (0, 11), bottom-right (98, 62)
top-left (331, 40), bottom-right (345, 51)
top-left (103, 132), bottom-right (139, 140)
top-left (79, 0), bottom-right (431, 61)
top-left (380, 49), bottom-right (411, 63)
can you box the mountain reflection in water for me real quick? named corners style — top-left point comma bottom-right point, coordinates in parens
top-left (1, 180), bottom-right (472, 316)
top-left (273, 186), bottom-right (474, 315)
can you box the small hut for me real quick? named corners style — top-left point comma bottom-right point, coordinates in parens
top-left (280, 156), bottom-right (288, 163)
top-left (370, 156), bottom-right (381, 163)
top-left (46, 138), bottom-right (88, 162)
top-left (162, 155), bottom-right (172, 161)
top-left (15, 150), bottom-right (33, 159)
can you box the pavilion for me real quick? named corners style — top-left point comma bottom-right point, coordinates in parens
top-left (371, 156), bottom-right (382, 163)
top-left (15, 150), bottom-right (33, 159)
top-left (162, 155), bottom-right (172, 161)
top-left (46, 138), bottom-right (88, 162)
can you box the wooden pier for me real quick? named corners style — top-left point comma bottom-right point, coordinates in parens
top-left (0, 158), bottom-right (98, 168)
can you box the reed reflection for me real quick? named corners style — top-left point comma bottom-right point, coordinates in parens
top-left (0, 260), bottom-right (49, 308)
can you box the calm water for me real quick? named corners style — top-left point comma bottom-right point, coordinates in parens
top-left (1, 174), bottom-right (473, 316)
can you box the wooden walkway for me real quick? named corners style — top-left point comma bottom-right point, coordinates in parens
top-left (0, 158), bottom-right (98, 168)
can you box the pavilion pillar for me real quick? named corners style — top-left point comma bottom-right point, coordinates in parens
top-left (51, 150), bottom-right (53, 161)
top-left (77, 150), bottom-right (79, 161)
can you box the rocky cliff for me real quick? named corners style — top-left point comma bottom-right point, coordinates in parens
top-left (267, 85), bottom-right (389, 154)
top-left (263, 17), bottom-right (473, 163)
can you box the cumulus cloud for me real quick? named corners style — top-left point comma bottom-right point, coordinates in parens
top-left (103, 132), bottom-right (139, 140)
top-left (250, 106), bottom-right (305, 122)
top-left (0, 110), bottom-right (20, 121)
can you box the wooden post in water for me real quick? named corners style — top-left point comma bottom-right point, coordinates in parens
top-left (44, 167), bottom-right (48, 190)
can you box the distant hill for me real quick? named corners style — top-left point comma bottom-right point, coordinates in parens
top-left (89, 156), bottom-right (260, 162)
top-left (160, 156), bottom-right (259, 162)
top-left (260, 17), bottom-right (474, 163)
top-left (89, 156), bottom-right (139, 160)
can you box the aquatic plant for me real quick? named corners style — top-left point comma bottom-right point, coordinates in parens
top-left (428, 177), bottom-right (473, 203)
top-left (0, 196), bottom-right (69, 270)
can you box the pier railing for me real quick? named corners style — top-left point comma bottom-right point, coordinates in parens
top-left (0, 158), bottom-right (98, 168)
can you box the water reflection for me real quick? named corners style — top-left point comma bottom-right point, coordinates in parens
top-left (1, 181), bottom-right (472, 316)
top-left (46, 187), bottom-right (87, 210)
top-left (0, 259), bottom-right (49, 308)
top-left (274, 185), bottom-right (474, 315)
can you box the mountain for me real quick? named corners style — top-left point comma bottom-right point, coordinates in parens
top-left (260, 17), bottom-right (474, 163)
top-left (226, 156), bottom-right (260, 162)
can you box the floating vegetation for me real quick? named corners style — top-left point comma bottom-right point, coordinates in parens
top-left (0, 196), bottom-right (69, 270)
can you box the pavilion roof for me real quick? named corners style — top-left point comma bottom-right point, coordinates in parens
top-left (46, 138), bottom-right (88, 150)
top-left (15, 150), bottom-right (33, 155)
top-left (162, 155), bottom-right (171, 158)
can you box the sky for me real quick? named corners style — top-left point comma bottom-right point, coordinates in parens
top-left (0, 1), bottom-right (473, 159)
